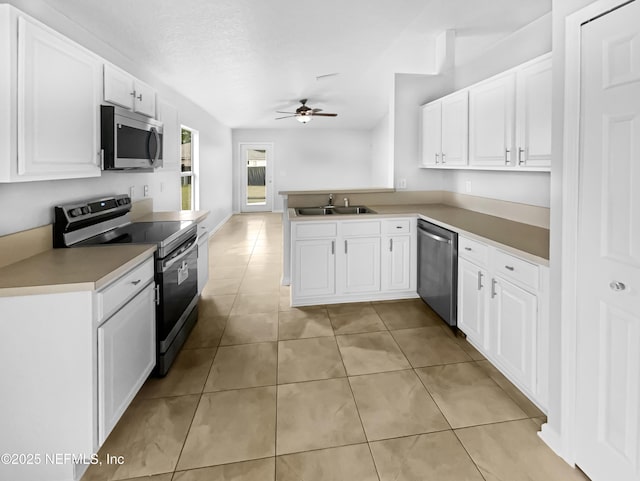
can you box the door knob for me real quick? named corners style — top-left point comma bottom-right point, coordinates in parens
top-left (609, 281), bottom-right (626, 292)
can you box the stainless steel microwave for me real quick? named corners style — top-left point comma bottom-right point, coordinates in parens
top-left (100, 105), bottom-right (163, 170)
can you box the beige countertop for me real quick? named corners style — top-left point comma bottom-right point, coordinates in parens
top-left (289, 203), bottom-right (549, 265)
top-left (279, 188), bottom-right (395, 196)
top-left (0, 245), bottom-right (156, 297)
top-left (135, 210), bottom-right (209, 224)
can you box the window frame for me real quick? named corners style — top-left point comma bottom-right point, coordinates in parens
top-left (180, 126), bottom-right (199, 211)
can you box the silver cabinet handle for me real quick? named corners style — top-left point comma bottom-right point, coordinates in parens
top-left (344, 240), bottom-right (348, 254)
top-left (131, 279), bottom-right (141, 286)
top-left (464, 247), bottom-right (472, 251)
top-left (441, 152), bottom-right (446, 163)
top-left (99, 149), bottom-right (105, 169)
top-left (491, 278), bottom-right (497, 298)
top-left (331, 240), bottom-right (335, 255)
top-left (518, 147), bottom-right (525, 165)
top-left (477, 271), bottom-right (483, 290)
top-left (505, 265), bottom-right (515, 271)
top-left (610, 281), bottom-right (626, 292)
top-left (154, 284), bottom-right (160, 305)
top-left (505, 149), bottom-right (511, 165)
top-left (435, 153), bottom-right (439, 164)
top-left (389, 239), bottom-right (393, 251)
top-left (130, 90), bottom-right (136, 97)
top-left (137, 93), bottom-right (143, 101)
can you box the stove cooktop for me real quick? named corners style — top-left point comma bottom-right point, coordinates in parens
top-left (76, 221), bottom-right (193, 247)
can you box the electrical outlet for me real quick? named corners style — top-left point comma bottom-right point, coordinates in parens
top-left (399, 178), bottom-right (407, 189)
top-left (465, 180), bottom-right (472, 193)
top-left (144, 185), bottom-right (149, 197)
top-left (129, 186), bottom-right (135, 198)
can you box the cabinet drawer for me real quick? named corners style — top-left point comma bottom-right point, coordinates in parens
top-left (294, 222), bottom-right (337, 238)
top-left (99, 257), bottom-right (155, 320)
top-left (383, 219), bottom-right (411, 234)
top-left (493, 249), bottom-right (539, 291)
top-left (459, 236), bottom-right (488, 265)
top-left (341, 221), bottom-right (381, 237)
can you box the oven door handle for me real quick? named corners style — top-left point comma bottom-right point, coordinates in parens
top-left (162, 238), bottom-right (197, 271)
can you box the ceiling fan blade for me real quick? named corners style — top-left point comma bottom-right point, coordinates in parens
top-left (311, 108), bottom-right (323, 113)
top-left (275, 115), bottom-right (297, 120)
top-left (312, 113), bottom-right (338, 117)
top-left (276, 111), bottom-right (297, 114)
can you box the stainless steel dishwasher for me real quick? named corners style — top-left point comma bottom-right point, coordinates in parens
top-left (417, 219), bottom-right (458, 328)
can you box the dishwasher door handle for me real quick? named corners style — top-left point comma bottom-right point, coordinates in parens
top-left (419, 230), bottom-right (451, 244)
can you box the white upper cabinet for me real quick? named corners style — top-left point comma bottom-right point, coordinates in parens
top-left (157, 100), bottom-right (180, 171)
top-left (0, 7), bottom-right (102, 182)
top-left (420, 101), bottom-right (442, 166)
top-left (440, 90), bottom-right (469, 166)
top-left (421, 53), bottom-right (551, 172)
top-left (469, 73), bottom-right (516, 167)
top-left (515, 56), bottom-right (552, 167)
top-left (420, 90), bottom-right (468, 167)
top-left (104, 63), bottom-right (156, 118)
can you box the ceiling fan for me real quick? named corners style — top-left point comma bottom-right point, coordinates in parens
top-left (275, 99), bottom-right (338, 123)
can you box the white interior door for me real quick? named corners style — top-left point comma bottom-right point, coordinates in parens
top-left (240, 143), bottom-right (273, 212)
top-left (575, 2), bottom-right (640, 480)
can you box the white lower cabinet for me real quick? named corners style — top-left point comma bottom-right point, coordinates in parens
top-left (291, 217), bottom-right (416, 306)
top-left (98, 281), bottom-right (155, 444)
top-left (457, 257), bottom-right (488, 347)
top-left (342, 236), bottom-right (381, 293)
top-left (0, 255), bottom-right (156, 481)
top-left (197, 223), bottom-right (209, 295)
top-left (457, 235), bottom-right (548, 410)
top-left (489, 276), bottom-right (536, 390)
top-left (293, 238), bottom-right (336, 298)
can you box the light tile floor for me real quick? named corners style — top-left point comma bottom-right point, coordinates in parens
top-left (82, 213), bottom-right (590, 481)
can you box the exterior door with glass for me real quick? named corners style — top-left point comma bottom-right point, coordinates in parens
top-left (240, 143), bottom-right (273, 212)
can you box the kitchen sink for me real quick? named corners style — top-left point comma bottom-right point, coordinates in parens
top-left (295, 206), bottom-right (376, 216)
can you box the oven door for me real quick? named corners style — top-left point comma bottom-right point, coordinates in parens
top-left (156, 236), bottom-right (198, 349)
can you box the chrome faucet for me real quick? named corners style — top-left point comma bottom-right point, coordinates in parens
top-left (327, 193), bottom-right (334, 206)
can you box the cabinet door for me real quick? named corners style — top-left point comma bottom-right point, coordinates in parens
top-left (457, 257), bottom-right (487, 347)
top-left (17, 16), bottom-right (101, 180)
top-left (98, 282), bottom-right (155, 444)
top-left (197, 226), bottom-right (209, 295)
top-left (103, 63), bottom-right (135, 109)
top-left (133, 79), bottom-right (156, 118)
top-left (382, 235), bottom-right (411, 291)
top-left (157, 101), bottom-right (180, 171)
top-left (293, 239), bottom-right (336, 298)
top-left (515, 57), bottom-right (552, 167)
top-left (420, 101), bottom-right (442, 166)
top-left (490, 276), bottom-right (536, 390)
top-left (440, 90), bottom-right (468, 166)
top-left (342, 237), bottom-right (381, 293)
top-left (469, 73), bottom-right (515, 167)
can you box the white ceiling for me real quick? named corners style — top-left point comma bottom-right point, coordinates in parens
top-left (44, 0), bottom-right (551, 129)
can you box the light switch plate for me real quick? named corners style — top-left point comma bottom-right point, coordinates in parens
top-left (399, 178), bottom-right (407, 189)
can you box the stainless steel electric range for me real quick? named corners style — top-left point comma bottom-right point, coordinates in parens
top-left (53, 194), bottom-right (198, 376)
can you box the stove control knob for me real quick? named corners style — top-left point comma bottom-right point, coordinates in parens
top-left (117, 198), bottom-right (126, 206)
top-left (82, 206), bottom-right (90, 215)
top-left (69, 208), bottom-right (82, 218)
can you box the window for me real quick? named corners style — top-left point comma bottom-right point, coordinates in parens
top-left (181, 127), bottom-right (197, 210)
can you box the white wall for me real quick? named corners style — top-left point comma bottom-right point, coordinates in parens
top-left (0, 0), bottom-right (232, 236)
top-left (370, 112), bottom-right (393, 187)
top-left (393, 73), bottom-right (451, 191)
top-left (232, 129), bottom-right (373, 212)
top-left (442, 171), bottom-right (551, 208)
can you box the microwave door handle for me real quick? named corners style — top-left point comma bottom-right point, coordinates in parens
top-left (152, 127), bottom-right (161, 164)
top-left (148, 127), bottom-right (160, 165)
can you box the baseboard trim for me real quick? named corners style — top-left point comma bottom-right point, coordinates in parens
top-left (208, 213), bottom-right (233, 239)
top-left (292, 291), bottom-right (419, 307)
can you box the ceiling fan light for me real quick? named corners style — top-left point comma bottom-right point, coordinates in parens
top-left (297, 115), bottom-right (312, 123)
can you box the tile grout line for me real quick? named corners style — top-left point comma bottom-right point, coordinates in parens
top-left (333, 331), bottom-right (383, 481)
